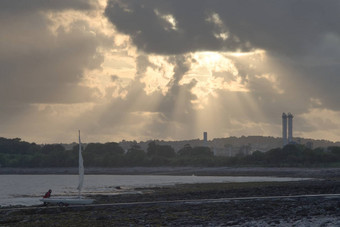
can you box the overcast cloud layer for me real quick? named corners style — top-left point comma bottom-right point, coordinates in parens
top-left (1, 0), bottom-right (340, 143)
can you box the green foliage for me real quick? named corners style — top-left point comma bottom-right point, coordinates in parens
top-left (125, 144), bottom-right (147, 166)
top-left (83, 142), bottom-right (125, 167)
top-left (3, 137), bottom-right (340, 168)
top-left (178, 145), bottom-right (213, 157)
top-left (175, 145), bottom-right (214, 166)
top-left (147, 141), bottom-right (176, 158)
top-left (41, 150), bottom-right (78, 167)
top-left (41, 144), bottom-right (65, 154)
top-left (177, 144), bottom-right (193, 156)
top-left (328, 146), bottom-right (340, 157)
top-left (173, 155), bottom-right (216, 167)
top-left (0, 138), bottom-right (77, 167)
top-left (144, 141), bottom-right (176, 166)
top-left (225, 144), bottom-right (340, 167)
top-left (84, 142), bottom-right (124, 155)
top-left (0, 137), bottom-right (41, 154)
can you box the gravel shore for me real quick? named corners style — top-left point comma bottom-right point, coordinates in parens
top-left (1, 167), bottom-right (340, 226)
top-left (1, 179), bottom-right (340, 226)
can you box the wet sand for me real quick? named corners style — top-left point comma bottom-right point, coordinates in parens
top-left (2, 166), bottom-right (340, 179)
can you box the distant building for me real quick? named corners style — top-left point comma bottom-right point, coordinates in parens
top-left (288, 113), bottom-right (294, 143)
top-left (282, 112), bottom-right (294, 146)
top-left (282, 113), bottom-right (288, 146)
top-left (203, 132), bottom-right (207, 143)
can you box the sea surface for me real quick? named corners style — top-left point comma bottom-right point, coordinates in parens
top-left (0, 175), bottom-right (309, 207)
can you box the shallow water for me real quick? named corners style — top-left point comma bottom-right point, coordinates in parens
top-left (0, 175), bottom-right (309, 206)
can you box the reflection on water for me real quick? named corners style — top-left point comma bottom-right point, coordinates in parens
top-left (0, 174), bottom-right (309, 207)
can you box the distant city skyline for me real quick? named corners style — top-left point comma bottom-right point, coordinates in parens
top-left (1, 0), bottom-right (340, 143)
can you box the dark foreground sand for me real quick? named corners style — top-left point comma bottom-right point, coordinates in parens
top-left (1, 167), bottom-right (340, 226)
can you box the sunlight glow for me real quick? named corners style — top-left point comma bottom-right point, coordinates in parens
top-left (181, 51), bottom-right (249, 109)
top-left (255, 73), bottom-right (284, 94)
top-left (154, 10), bottom-right (178, 31)
top-left (140, 55), bottom-right (174, 95)
top-left (191, 51), bottom-right (238, 75)
top-left (206, 12), bottom-right (229, 41)
top-left (226, 49), bottom-right (266, 58)
top-left (44, 2), bottom-right (137, 101)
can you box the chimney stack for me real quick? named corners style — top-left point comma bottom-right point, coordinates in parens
top-left (287, 113), bottom-right (293, 143)
top-left (282, 113), bottom-right (288, 146)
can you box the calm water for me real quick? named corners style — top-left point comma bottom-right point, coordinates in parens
top-left (0, 175), bottom-right (309, 207)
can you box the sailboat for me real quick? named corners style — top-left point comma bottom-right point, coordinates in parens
top-left (40, 130), bottom-right (94, 206)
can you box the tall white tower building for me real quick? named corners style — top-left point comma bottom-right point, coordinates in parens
top-left (282, 113), bottom-right (288, 146)
top-left (287, 113), bottom-right (293, 143)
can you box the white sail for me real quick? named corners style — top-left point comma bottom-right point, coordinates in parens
top-left (77, 130), bottom-right (84, 194)
top-left (40, 130), bottom-right (94, 206)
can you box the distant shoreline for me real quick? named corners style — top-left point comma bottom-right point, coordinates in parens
top-left (1, 167), bottom-right (340, 178)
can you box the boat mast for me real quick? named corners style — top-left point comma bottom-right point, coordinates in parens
top-left (77, 130), bottom-right (84, 198)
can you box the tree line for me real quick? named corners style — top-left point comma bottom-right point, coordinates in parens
top-left (1, 137), bottom-right (340, 168)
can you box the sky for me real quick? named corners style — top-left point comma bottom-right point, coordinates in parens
top-left (1, 0), bottom-right (340, 144)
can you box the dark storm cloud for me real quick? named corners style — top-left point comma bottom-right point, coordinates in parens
top-left (0, 0), bottom-right (96, 13)
top-left (105, 0), bottom-right (340, 55)
top-left (213, 1), bottom-right (340, 56)
top-left (0, 0), bottom-right (112, 107)
top-left (0, 15), bottom-right (102, 105)
top-left (105, 0), bottom-right (340, 120)
top-left (0, 0), bottom-right (112, 136)
top-left (104, 0), bottom-right (251, 54)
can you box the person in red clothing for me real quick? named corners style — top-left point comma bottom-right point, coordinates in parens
top-left (43, 189), bottom-right (52, 198)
